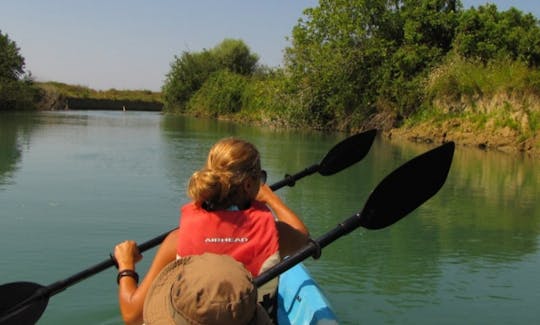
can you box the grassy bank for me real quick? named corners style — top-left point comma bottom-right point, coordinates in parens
top-left (386, 57), bottom-right (540, 157)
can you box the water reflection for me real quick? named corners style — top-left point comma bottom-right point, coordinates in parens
top-left (0, 113), bottom-right (37, 188)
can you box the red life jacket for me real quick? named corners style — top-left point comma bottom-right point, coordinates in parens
top-left (177, 201), bottom-right (280, 276)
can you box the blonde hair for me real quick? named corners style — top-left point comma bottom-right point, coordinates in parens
top-left (188, 138), bottom-right (260, 208)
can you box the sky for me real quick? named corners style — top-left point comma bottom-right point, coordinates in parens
top-left (1, 0), bottom-right (539, 92)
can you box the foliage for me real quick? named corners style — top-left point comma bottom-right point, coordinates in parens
top-left (0, 30), bottom-right (36, 110)
top-left (240, 70), bottom-right (302, 127)
top-left (162, 39), bottom-right (258, 112)
top-left (426, 55), bottom-right (540, 104)
top-left (284, 0), bottom-right (385, 128)
top-left (418, 54), bottom-right (540, 141)
top-left (187, 70), bottom-right (248, 117)
top-left (0, 31), bottom-right (25, 81)
top-left (162, 50), bottom-right (217, 112)
top-left (210, 39), bottom-right (258, 75)
top-left (453, 4), bottom-right (540, 66)
top-left (379, 0), bottom-right (460, 116)
top-left (284, 0), bottom-right (462, 129)
top-left (281, 0), bottom-right (540, 131)
top-left (36, 81), bottom-right (162, 102)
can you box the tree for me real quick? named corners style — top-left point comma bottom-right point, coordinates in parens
top-left (0, 30), bottom-right (35, 110)
top-left (210, 39), bottom-right (258, 75)
top-left (380, 0), bottom-right (461, 116)
top-left (0, 30), bottom-right (25, 81)
top-left (188, 70), bottom-right (247, 117)
top-left (453, 4), bottom-right (540, 66)
top-left (162, 39), bottom-right (258, 111)
top-left (285, 0), bottom-right (399, 129)
top-left (162, 50), bottom-right (218, 111)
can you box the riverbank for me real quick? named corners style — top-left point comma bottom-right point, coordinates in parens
top-left (385, 122), bottom-right (539, 158)
top-left (31, 81), bottom-right (540, 158)
top-left (380, 104), bottom-right (540, 159)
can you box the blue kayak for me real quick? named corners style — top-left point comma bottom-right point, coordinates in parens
top-left (277, 263), bottom-right (338, 324)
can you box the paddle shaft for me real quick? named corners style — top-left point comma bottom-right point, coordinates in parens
top-left (48, 229), bottom-right (175, 297)
top-left (269, 164), bottom-right (319, 190)
top-left (254, 211), bottom-right (362, 287)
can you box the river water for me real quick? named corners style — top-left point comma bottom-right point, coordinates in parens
top-left (0, 110), bottom-right (538, 324)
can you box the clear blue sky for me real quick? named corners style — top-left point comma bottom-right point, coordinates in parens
top-left (1, 0), bottom-right (538, 91)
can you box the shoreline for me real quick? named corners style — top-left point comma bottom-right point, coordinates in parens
top-left (384, 122), bottom-right (540, 159)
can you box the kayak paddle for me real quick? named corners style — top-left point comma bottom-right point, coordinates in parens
top-left (0, 130), bottom-right (376, 325)
top-left (254, 141), bottom-right (455, 286)
top-left (269, 129), bottom-right (377, 189)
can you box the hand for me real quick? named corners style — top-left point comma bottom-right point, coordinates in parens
top-left (256, 184), bottom-right (309, 236)
top-left (255, 183), bottom-right (276, 204)
top-left (114, 240), bottom-right (143, 270)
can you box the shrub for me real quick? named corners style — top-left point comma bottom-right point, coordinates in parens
top-left (187, 70), bottom-right (247, 117)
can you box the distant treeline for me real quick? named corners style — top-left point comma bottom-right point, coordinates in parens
top-left (37, 81), bottom-right (162, 103)
top-left (34, 82), bottom-right (162, 111)
top-left (0, 30), bottom-right (162, 111)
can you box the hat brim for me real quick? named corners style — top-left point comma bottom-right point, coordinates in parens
top-left (143, 259), bottom-right (188, 325)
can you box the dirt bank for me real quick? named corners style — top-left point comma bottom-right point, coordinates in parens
top-left (384, 119), bottom-right (539, 158)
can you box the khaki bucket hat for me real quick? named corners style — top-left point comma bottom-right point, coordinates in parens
top-left (143, 253), bottom-right (272, 325)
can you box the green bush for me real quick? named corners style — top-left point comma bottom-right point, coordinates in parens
top-left (453, 5), bottom-right (540, 66)
top-left (187, 70), bottom-right (247, 117)
top-left (162, 39), bottom-right (258, 112)
top-left (36, 82), bottom-right (162, 102)
top-left (427, 55), bottom-right (540, 104)
top-left (210, 39), bottom-right (258, 76)
top-left (0, 29), bottom-right (37, 110)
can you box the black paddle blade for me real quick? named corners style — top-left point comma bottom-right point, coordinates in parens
top-left (318, 129), bottom-right (377, 176)
top-left (0, 282), bottom-right (48, 325)
top-left (359, 141), bottom-right (455, 230)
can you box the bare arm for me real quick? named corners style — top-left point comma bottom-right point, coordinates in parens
top-left (276, 221), bottom-right (309, 257)
top-left (256, 184), bottom-right (309, 236)
top-left (113, 229), bottom-right (178, 325)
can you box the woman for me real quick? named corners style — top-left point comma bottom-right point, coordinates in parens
top-left (114, 137), bottom-right (309, 325)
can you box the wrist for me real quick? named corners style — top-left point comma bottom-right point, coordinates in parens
top-left (117, 269), bottom-right (139, 285)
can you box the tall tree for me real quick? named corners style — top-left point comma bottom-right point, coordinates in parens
top-left (453, 4), bottom-right (540, 66)
top-left (285, 0), bottom-right (400, 128)
top-left (380, 0), bottom-right (461, 116)
top-left (210, 39), bottom-right (258, 76)
top-left (0, 30), bottom-right (25, 81)
top-left (0, 30), bottom-right (35, 110)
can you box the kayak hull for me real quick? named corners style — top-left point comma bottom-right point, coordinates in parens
top-left (277, 263), bottom-right (338, 324)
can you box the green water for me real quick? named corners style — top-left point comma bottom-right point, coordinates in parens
top-left (0, 111), bottom-right (539, 324)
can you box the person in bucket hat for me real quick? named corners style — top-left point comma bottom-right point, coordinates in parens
top-left (143, 253), bottom-right (272, 325)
